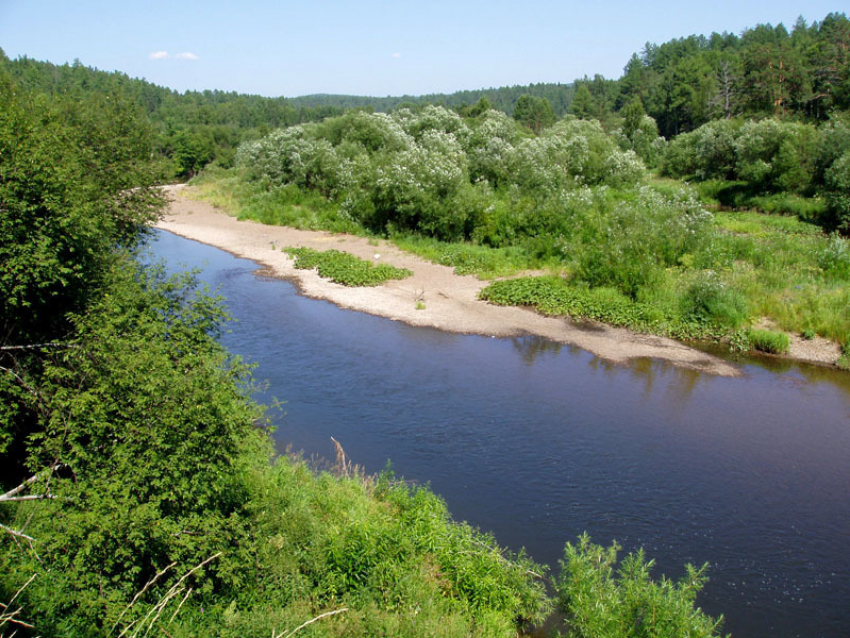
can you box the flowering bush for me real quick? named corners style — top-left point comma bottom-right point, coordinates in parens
top-left (235, 108), bottom-right (647, 240)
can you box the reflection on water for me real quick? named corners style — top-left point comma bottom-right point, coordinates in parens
top-left (511, 335), bottom-right (564, 365)
top-left (150, 230), bottom-right (850, 638)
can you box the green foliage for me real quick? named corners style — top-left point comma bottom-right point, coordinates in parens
top-left (569, 84), bottom-right (599, 119)
top-left (555, 534), bottom-right (727, 638)
top-left (480, 276), bottom-right (712, 340)
top-left (391, 235), bottom-right (540, 278)
top-left (746, 328), bottom-right (791, 354)
top-left (1, 257), bottom-right (551, 636)
top-left (824, 151), bottom-right (850, 231)
top-left (0, 74), bottom-right (162, 344)
top-left (817, 233), bottom-right (850, 279)
top-left (713, 210), bottom-right (823, 236)
top-left (513, 95), bottom-right (556, 134)
top-left (681, 271), bottom-right (749, 329)
top-left (570, 187), bottom-right (712, 299)
top-left (1, 258), bottom-right (264, 633)
top-left (283, 247), bottom-right (412, 286)
top-left (233, 106), bottom-right (647, 244)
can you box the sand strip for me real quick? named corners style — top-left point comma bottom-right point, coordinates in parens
top-left (156, 185), bottom-right (744, 376)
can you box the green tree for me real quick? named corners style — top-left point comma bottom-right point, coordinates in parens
top-left (621, 95), bottom-right (647, 143)
top-left (513, 95), bottom-right (556, 134)
top-left (569, 84), bottom-right (598, 119)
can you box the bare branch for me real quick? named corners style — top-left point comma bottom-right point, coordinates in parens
top-left (115, 554), bottom-right (222, 638)
top-left (0, 342), bottom-right (78, 352)
top-left (1, 464), bottom-right (62, 503)
top-left (0, 523), bottom-right (35, 542)
top-left (111, 561), bottom-right (177, 635)
top-left (274, 608), bottom-right (349, 638)
top-left (0, 573), bottom-right (37, 631)
top-left (167, 588), bottom-right (192, 624)
top-left (0, 495), bottom-right (56, 503)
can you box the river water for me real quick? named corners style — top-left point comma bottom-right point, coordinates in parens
top-left (150, 229), bottom-right (850, 638)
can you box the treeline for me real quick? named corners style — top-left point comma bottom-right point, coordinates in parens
top-left (287, 82), bottom-right (577, 117)
top-left (0, 49), bottom-right (344, 179)
top-left (233, 11), bottom-right (850, 140)
top-left (608, 12), bottom-right (850, 137)
top-left (3, 10), bottom-right (846, 180)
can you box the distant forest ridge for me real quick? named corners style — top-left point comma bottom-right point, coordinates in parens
top-left (286, 84), bottom-right (577, 116)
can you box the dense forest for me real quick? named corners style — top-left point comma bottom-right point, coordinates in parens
top-left (286, 83), bottom-right (577, 118)
top-left (2, 9), bottom-right (850, 637)
top-left (0, 48), bottom-right (345, 179)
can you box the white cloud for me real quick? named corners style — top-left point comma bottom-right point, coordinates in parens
top-left (149, 50), bottom-right (170, 60)
top-left (175, 52), bottom-right (199, 61)
top-left (390, 52), bottom-right (401, 58)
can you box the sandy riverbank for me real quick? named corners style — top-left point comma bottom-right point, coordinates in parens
top-left (154, 185), bottom-right (760, 376)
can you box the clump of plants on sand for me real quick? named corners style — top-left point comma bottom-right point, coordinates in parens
top-left (284, 246), bottom-right (411, 286)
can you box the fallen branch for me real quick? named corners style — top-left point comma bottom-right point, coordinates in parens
top-left (115, 553), bottom-right (222, 638)
top-left (111, 561), bottom-right (177, 634)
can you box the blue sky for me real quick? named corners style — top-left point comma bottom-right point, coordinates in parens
top-left (0, 1), bottom-right (844, 97)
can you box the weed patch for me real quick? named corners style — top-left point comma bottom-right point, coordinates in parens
top-left (746, 328), bottom-right (790, 354)
top-left (284, 247), bottom-right (411, 286)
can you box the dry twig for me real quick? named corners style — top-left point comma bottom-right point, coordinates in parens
top-left (273, 608), bottom-right (348, 638)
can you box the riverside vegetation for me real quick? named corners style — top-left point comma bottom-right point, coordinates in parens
top-left (190, 99), bottom-right (850, 361)
top-left (0, 47), bottom-right (731, 638)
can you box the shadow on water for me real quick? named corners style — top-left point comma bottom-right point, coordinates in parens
top-left (150, 230), bottom-right (850, 638)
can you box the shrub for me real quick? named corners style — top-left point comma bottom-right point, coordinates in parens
top-left (824, 151), bottom-right (850, 232)
top-left (734, 119), bottom-right (817, 193)
top-left (663, 119), bottom-right (741, 180)
top-left (681, 272), bottom-right (749, 329)
top-left (572, 187), bottom-right (713, 299)
top-left (817, 233), bottom-right (850, 278)
top-left (555, 534), bottom-right (727, 638)
top-left (746, 328), bottom-right (790, 354)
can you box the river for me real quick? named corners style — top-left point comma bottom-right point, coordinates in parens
top-left (150, 229), bottom-right (850, 638)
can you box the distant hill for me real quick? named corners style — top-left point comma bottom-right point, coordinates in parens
top-left (287, 83), bottom-right (577, 117)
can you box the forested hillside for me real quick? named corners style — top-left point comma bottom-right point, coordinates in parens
top-left (286, 83), bottom-right (577, 117)
top-left (0, 49), bottom-right (343, 179)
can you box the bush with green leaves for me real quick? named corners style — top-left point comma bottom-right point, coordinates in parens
top-left (234, 108), bottom-right (646, 241)
top-left (813, 115), bottom-right (850, 186)
top-left (571, 187), bottom-right (713, 299)
top-left (615, 112), bottom-right (667, 168)
top-left (680, 271), bottom-right (749, 329)
top-left (824, 151), bottom-right (850, 231)
top-left (734, 119), bottom-right (818, 193)
top-left (1, 256), bottom-right (552, 637)
top-left (664, 119), bottom-right (742, 180)
top-left (555, 534), bottom-right (727, 638)
top-left (1, 259), bottom-right (264, 634)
